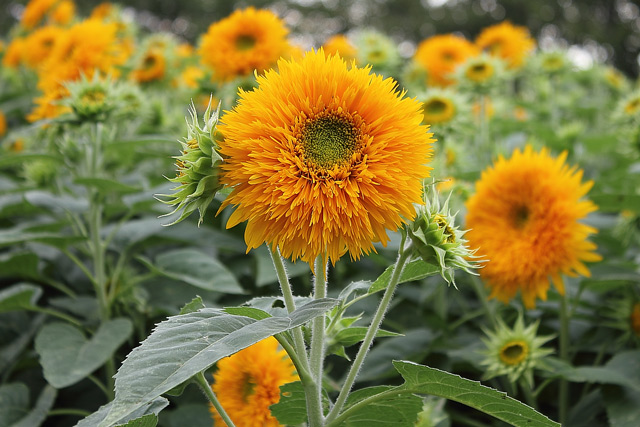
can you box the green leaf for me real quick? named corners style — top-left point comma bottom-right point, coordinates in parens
top-left (0, 383), bottom-right (29, 427)
top-left (98, 299), bottom-right (338, 426)
top-left (35, 318), bottom-right (133, 388)
top-left (106, 217), bottom-right (165, 250)
top-left (0, 283), bottom-right (41, 313)
top-left (115, 414), bottom-right (157, 427)
top-left (370, 260), bottom-right (440, 293)
top-left (139, 249), bottom-right (244, 294)
top-left (24, 190), bottom-right (88, 214)
top-left (74, 177), bottom-right (141, 194)
top-left (179, 297), bottom-right (205, 315)
top-left (223, 306), bottom-right (272, 320)
top-left (336, 385), bottom-right (423, 426)
top-left (0, 226), bottom-right (84, 248)
top-left (604, 385), bottom-right (640, 427)
top-left (164, 404), bottom-right (212, 427)
top-left (270, 381), bottom-right (330, 425)
top-left (11, 385), bottom-right (57, 427)
top-left (334, 327), bottom-right (402, 347)
top-left (590, 193), bottom-right (640, 212)
top-left (0, 153), bottom-right (62, 168)
top-left (393, 361), bottom-right (560, 427)
top-left (555, 350), bottom-right (640, 392)
top-left (0, 253), bottom-right (39, 279)
top-left (75, 397), bottom-right (169, 427)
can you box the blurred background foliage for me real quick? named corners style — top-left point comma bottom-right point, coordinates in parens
top-left (3, 0), bottom-right (640, 78)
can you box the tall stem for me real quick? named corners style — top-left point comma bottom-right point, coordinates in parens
top-left (325, 241), bottom-right (412, 423)
top-left (308, 255), bottom-right (328, 427)
top-left (195, 372), bottom-right (236, 427)
top-left (559, 293), bottom-right (570, 426)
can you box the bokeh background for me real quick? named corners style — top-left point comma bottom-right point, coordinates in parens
top-left (4, 0), bottom-right (640, 78)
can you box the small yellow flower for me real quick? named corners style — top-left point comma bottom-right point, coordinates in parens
top-left (476, 21), bottom-right (535, 69)
top-left (210, 337), bottom-right (298, 427)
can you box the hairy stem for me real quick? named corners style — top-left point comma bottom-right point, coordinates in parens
top-left (195, 371), bottom-right (236, 427)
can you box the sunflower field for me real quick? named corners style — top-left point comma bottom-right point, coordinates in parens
top-left (1, 0), bottom-right (640, 426)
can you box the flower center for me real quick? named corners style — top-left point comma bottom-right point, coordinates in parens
top-left (499, 340), bottom-right (528, 365)
top-left (625, 99), bottom-right (640, 114)
top-left (467, 62), bottom-right (493, 82)
top-left (80, 89), bottom-right (106, 106)
top-left (235, 34), bottom-right (256, 51)
top-left (512, 205), bottom-right (530, 228)
top-left (301, 114), bottom-right (359, 170)
top-left (240, 373), bottom-right (256, 402)
top-left (424, 99), bottom-right (448, 115)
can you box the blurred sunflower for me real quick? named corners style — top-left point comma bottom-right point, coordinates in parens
top-left (418, 89), bottom-right (465, 126)
top-left (0, 111), bottom-right (6, 137)
top-left (210, 337), bottom-right (298, 427)
top-left (465, 145), bottom-right (601, 308)
top-left (323, 34), bottom-right (357, 62)
top-left (414, 34), bottom-right (479, 87)
top-left (49, 0), bottom-right (75, 26)
top-left (353, 29), bottom-right (401, 76)
top-left (219, 50), bottom-right (433, 264)
top-left (131, 48), bottom-right (166, 83)
top-left (21, 25), bottom-right (65, 69)
top-left (475, 21), bottom-right (535, 69)
top-left (199, 7), bottom-right (291, 82)
top-left (21, 0), bottom-right (57, 29)
top-left (2, 37), bottom-right (26, 68)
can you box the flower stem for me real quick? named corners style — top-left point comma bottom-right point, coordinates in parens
top-left (195, 371), bottom-right (236, 427)
top-left (559, 292), bottom-right (570, 426)
top-left (308, 255), bottom-right (328, 427)
top-left (325, 241), bottom-right (413, 424)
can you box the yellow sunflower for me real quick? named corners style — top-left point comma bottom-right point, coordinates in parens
top-left (22, 25), bottom-right (64, 69)
top-left (2, 38), bottom-right (26, 68)
top-left (199, 7), bottom-right (291, 82)
top-left (322, 34), bottom-right (357, 62)
top-left (476, 21), bottom-right (535, 69)
top-left (421, 95), bottom-right (456, 125)
top-left (414, 34), bottom-right (479, 87)
top-left (210, 337), bottom-right (298, 427)
top-left (21, 0), bottom-right (57, 29)
top-left (131, 48), bottom-right (166, 83)
top-left (465, 145), bottom-right (601, 308)
top-left (49, 0), bottom-right (75, 26)
top-left (219, 50), bottom-right (434, 264)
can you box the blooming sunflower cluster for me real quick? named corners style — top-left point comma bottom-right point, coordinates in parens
top-left (475, 21), bottom-right (535, 69)
top-left (198, 7), bottom-right (293, 82)
top-left (210, 337), bottom-right (298, 427)
top-left (480, 315), bottom-right (554, 388)
top-left (413, 34), bottom-right (479, 87)
top-left (465, 145), bottom-right (601, 308)
top-left (218, 49), bottom-right (434, 264)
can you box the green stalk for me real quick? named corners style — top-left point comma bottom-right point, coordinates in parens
top-left (195, 372), bottom-right (236, 427)
top-left (308, 255), bottom-right (328, 427)
top-left (268, 246), bottom-right (322, 427)
top-left (469, 275), bottom-right (498, 328)
top-left (325, 241), bottom-right (412, 424)
top-left (559, 293), bottom-right (570, 426)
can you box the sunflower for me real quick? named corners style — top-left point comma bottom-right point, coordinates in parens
top-left (219, 50), bottom-right (434, 264)
top-left (420, 93), bottom-right (456, 125)
top-left (480, 315), bottom-right (553, 388)
top-left (475, 21), bottom-right (535, 69)
top-left (323, 34), bottom-right (357, 62)
top-left (49, 0), bottom-right (75, 25)
top-left (22, 25), bottom-right (64, 69)
top-left (210, 337), bottom-right (298, 427)
top-left (131, 48), bottom-right (166, 83)
top-left (21, 0), bottom-right (57, 29)
top-left (199, 7), bottom-right (291, 82)
top-left (414, 34), bottom-right (479, 87)
top-left (2, 38), bottom-right (26, 68)
top-left (465, 145), bottom-right (601, 309)
top-left (0, 111), bottom-right (6, 137)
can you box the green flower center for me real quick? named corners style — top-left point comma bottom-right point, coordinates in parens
top-left (434, 214), bottom-right (455, 244)
top-left (240, 373), bottom-right (256, 402)
top-left (80, 89), bottom-right (106, 106)
top-left (302, 115), bottom-right (359, 169)
top-left (499, 340), bottom-right (528, 366)
top-left (424, 99), bottom-right (448, 115)
top-left (236, 34), bottom-right (256, 51)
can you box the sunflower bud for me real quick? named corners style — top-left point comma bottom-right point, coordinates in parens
top-left (480, 315), bottom-right (554, 388)
top-left (407, 185), bottom-right (482, 286)
top-left (157, 97), bottom-right (223, 226)
top-left (65, 74), bottom-right (119, 122)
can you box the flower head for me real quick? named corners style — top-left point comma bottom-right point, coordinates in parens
top-left (480, 315), bottom-right (553, 388)
top-left (219, 50), bottom-right (433, 264)
top-left (418, 89), bottom-right (467, 126)
top-left (21, 0), bottom-right (57, 29)
top-left (199, 7), bottom-right (291, 82)
top-left (353, 29), bottom-right (401, 76)
top-left (476, 21), bottom-right (535, 69)
top-left (21, 25), bottom-right (65, 69)
top-left (453, 53), bottom-right (506, 93)
top-left (414, 34), bottom-right (479, 87)
top-left (210, 337), bottom-right (298, 427)
top-left (465, 145), bottom-right (601, 308)
top-left (323, 34), bottom-right (357, 62)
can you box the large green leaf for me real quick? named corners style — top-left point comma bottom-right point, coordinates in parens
top-left (0, 383), bottom-right (29, 427)
top-left (334, 385), bottom-right (423, 426)
top-left (74, 177), bottom-right (141, 195)
top-left (75, 397), bottom-right (168, 427)
top-left (24, 190), bottom-right (88, 214)
top-left (115, 414), bottom-right (157, 427)
top-left (0, 253), bottom-right (39, 279)
top-left (11, 385), bottom-right (57, 427)
top-left (270, 381), bottom-right (330, 425)
top-left (0, 283), bottom-right (41, 313)
top-left (393, 361), bottom-right (559, 427)
top-left (370, 259), bottom-right (440, 293)
top-left (552, 351), bottom-right (640, 392)
top-left (139, 248), bottom-right (244, 294)
top-left (35, 319), bottom-right (133, 388)
top-left (98, 299), bottom-right (338, 426)
top-left (604, 386), bottom-right (640, 427)
top-left (0, 153), bottom-right (62, 168)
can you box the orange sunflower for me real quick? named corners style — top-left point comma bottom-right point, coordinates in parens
top-left (22, 25), bottom-right (64, 69)
top-left (322, 34), bottom-right (357, 62)
top-left (414, 34), bottom-right (479, 87)
top-left (21, 0), bottom-right (57, 29)
top-left (131, 48), bottom-right (166, 83)
top-left (219, 50), bottom-right (434, 264)
top-left (476, 21), bottom-right (535, 69)
top-left (465, 145), bottom-right (601, 308)
top-left (210, 337), bottom-right (298, 427)
top-left (198, 7), bottom-right (291, 82)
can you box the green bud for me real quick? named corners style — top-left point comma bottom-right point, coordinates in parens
top-left (157, 97), bottom-right (224, 226)
top-left (65, 74), bottom-right (119, 122)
